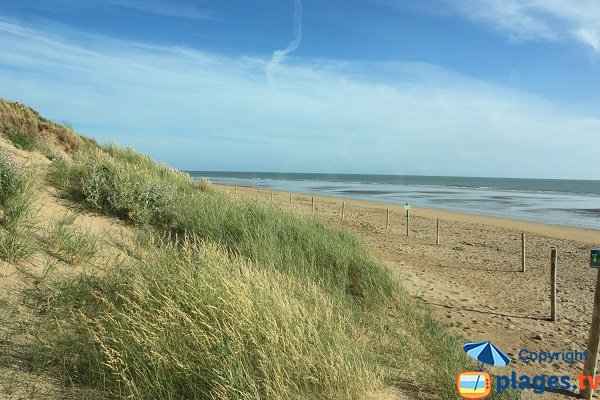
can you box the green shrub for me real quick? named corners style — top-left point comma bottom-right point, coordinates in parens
top-left (50, 148), bottom-right (187, 226)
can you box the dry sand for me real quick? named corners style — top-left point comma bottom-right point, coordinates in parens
top-left (222, 184), bottom-right (600, 399)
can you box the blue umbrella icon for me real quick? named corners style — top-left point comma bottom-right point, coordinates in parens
top-left (463, 341), bottom-right (510, 395)
top-left (463, 341), bottom-right (511, 370)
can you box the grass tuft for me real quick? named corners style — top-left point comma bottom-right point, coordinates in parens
top-left (42, 212), bottom-right (99, 266)
top-left (3, 127), bottom-right (39, 151)
top-left (0, 227), bottom-right (38, 262)
top-left (0, 150), bottom-right (38, 262)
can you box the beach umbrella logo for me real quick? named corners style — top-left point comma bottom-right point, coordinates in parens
top-left (456, 342), bottom-right (510, 399)
top-left (463, 341), bottom-right (511, 369)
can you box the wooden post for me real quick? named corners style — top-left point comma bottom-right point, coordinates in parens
top-left (550, 248), bottom-right (557, 322)
top-left (342, 202), bottom-right (345, 221)
top-left (406, 210), bottom-right (409, 236)
top-left (234, 185), bottom-right (237, 196)
top-left (385, 209), bottom-right (390, 232)
top-left (581, 268), bottom-right (600, 400)
top-left (521, 233), bottom-right (526, 273)
top-left (436, 219), bottom-right (440, 246)
top-left (312, 197), bottom-right (315, 213)
top-left (289, 193), bottom-right (292, 205)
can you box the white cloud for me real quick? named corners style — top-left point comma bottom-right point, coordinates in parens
top-left (0, 18), bottom-right (599, 178)
top-left (40, 0), bottom-right (210, 19)
top-left (574, 27), bottom-right (600, 51)
top-left (268, 0), bottom-right (303, 70)
top-left (450, 0), bottom-right (600, 52)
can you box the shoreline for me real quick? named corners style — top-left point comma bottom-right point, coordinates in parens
top-left (214, 183), bottom-right (600, 244)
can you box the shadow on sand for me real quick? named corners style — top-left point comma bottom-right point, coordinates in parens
top-left (424, 300), bottom-right (547, 321)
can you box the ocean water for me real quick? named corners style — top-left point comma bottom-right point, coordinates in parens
top-left (188, 172), bottom-right (600, 230)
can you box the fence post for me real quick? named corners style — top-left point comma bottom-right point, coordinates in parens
top-left (436, 219), bottom-right (440, 246)
top-left (406, 210), bottom-right (409, 236)
top-left (289, 193), bottom-right (292, 205)
top-left (234, 185), bottom-right (237, 196)
top-left (581, 267), bottom-right (600, 400)
top-left (551, 248), bottom-right (557, 321)
top-left (271, 191), bottom-right (273, 203)
top-left (342, 201), bottom-right (345, 221)
top-left (312, 197), bottom-right (315, 213)
top-left (385, 209), bottom-right (390, 232)
top-left (521, 233), bottom-right (526, 273)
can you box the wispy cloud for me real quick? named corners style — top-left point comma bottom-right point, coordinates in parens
top-left (450, 0), bottom-right (600, 52)
top-left (46, 0), bottom-right (210, 19)
top-left (105, 0), bottom-right (209, 19)
top-left (0, 17), bottom-right (598, 178)
top-left (268, 0), bottom-right (303, 71)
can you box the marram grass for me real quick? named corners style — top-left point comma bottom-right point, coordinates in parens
top-left (0, 149), bottom-right (38, 262)
top-left (48, 239), bottom-right (383, 399)
top-left (14, 138), bottom-right (520, 398)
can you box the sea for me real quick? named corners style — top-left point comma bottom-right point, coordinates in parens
top-left (187, 172), bottom-right (600, 230)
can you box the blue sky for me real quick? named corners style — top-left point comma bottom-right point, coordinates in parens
top-left (1, 0), bottom-right (599, 178)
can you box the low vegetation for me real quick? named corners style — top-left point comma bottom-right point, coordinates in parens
top-left (42, 212), bottom-right (99, 266)
top-left (42, 142), bottom-right (470, 399)
top-left (0, 149), bottom-right (38, 262)
top-left (0, 99), bottom-right (82, 152)
top-left (0, 99), bottom-right (519, 399)
top-left (4, 127), bottom-right (39, 151)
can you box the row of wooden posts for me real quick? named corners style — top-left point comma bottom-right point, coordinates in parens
top-left (229, 185), bottom-right (559, 321)
top-left (251, 187), bottom-right (424, 239)
top-left (225, 184), bottom-right (600, 399)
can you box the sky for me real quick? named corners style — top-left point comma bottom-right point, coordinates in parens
top-left (0, 0), bottom-right (599, 179)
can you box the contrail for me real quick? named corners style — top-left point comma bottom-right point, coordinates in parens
top-left (268, 0), bottom-right (302, 70)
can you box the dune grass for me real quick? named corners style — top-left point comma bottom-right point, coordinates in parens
top-left (0, 149), bottom-right (38, 261)
top-left (3, 127), bottom-right (39, 151)
top-left (40, 235), bottom-right (384, 399)
top-left (0, 99), bottom-right (82, 153)
top-left (0, 98), bottom-right (524, 399)
top-left (35, 142), bottom-right (499, 399)
top-left (42, 212), bottom-right (99, 266)
top-left (0, 132), bottom-right (520, 398)
top-left (49, 146), bottom-right (397, 305)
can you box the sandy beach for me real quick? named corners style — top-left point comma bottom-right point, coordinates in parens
top-left (219, 184), bottom-right (600, 399)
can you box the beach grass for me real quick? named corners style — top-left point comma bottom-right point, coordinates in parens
top-left (0, 99), bottom-right (521, 399)
top-left (42, 212), bottom-right (99, 266)
top-left (35, 142), bottom-right (486, 399)
top-left (39, 235), bottom-right (385, 399)
top-left (0, 149), bottom-right (38, 261)
top-left (3, 126), bottom-right (39, 151)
